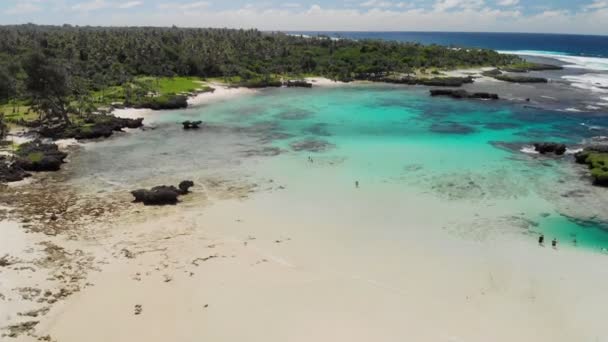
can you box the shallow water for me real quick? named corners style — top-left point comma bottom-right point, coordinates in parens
top-left (67, 85), bottom-right (608, 251)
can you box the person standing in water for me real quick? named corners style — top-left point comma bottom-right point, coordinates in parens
top-left (552, 238), bottom-right (558, 249)
top-left (538, 234), bottom-right (544, 246)
top-left (355, 181), bottom-right (359, 188)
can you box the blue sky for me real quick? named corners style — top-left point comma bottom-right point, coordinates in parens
top-left (1, 0), bottom-right (607, 34)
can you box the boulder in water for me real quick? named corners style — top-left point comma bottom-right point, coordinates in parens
top-left (182, 121), bottom-right (203, 130)
top-left (430, 89), bottom-right (499, 100)
top-left (534, 143), bottom-right (567, 155)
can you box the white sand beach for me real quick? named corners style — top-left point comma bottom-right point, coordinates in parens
top-left (3, 164), bottom-right (608, 342)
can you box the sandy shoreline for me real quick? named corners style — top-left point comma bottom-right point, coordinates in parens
top-left (3, 179), bottom-right (607, 342)
top-left (111, 83), bottom-right (258, 122)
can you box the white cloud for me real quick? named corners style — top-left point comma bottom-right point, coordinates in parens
top-left (282, 3), bottom-right (301, 8)
top-left (72, 0), bottom-right (145, 11)
top-left (158, 1), bottom-right (211, 11)
top-left (5, 0), bottom-right (43, 14)
top-left (360, 0), bottom-right (393, 7)
top-left (118, 1), bottom-right (144, 9)
top-left (360, 0), bottom-right (409, 8)
top-left (72, 0), bottom-right (108, 11)
top-left (433, 0), bottom-right (484, 12)
top-left (584, 0), bottom-right (608, 10)
top-left (497, 0), bottom-right (519, 6)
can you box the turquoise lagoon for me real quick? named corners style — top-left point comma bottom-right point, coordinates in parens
top-left (70, 84), bottom-right (608, 251)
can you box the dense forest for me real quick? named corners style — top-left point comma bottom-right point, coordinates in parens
top-left (0, 25), bottom-right (522, 132)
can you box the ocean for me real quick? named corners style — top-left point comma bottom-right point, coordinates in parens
top-left (291, 31), bottom-right (608, 59)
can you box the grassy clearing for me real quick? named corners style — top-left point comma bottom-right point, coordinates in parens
top-left (1, 102), bottom-right (38, 123)
top-left (93, 76), bottom-right (212, 107)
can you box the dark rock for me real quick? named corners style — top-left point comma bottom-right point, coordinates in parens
top-left (131, 181), bottom-right (194, 205)
top-left (0, 156), bottom-right (31, 183)
top-left (14, 140), bottom-right (67, 172)
top-left (380, 76), bottom-right (475, 87)
top-left (285, 80), bottom-right (313, 88)
top-left (494, 74), bottom-right (548, 83)
top-left (430, 89), bottom-right (499, 100)
top-left (240, 80), bottom-right (283, 88)
top-left (534, 142), bottom-right (567, 155)
top-left (39, 115), bottom-right (144, 140)
top-left (481, 69), bottom-right (502, 77)
top-left (178, 180), bottom-right (194, 194)
top-left (182, 121), bottom-right (203, 129)
top-left (418, 77), bottom-right (475, 87)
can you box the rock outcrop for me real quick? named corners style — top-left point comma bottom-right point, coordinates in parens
top-left (575, 147), bottom-right (608, 186)
top-left (39, 115), bottom-right (144, 140)
top-left (0, 156), bottom-right (30, 183)
top-left (131, 180), bottom-right (194, 205)
top-left (182, 121), bottom-right (203, 129)
top-left (14, 140), bottom-right (67, 172)
top-left (534, 142), bottom-right (567, 155)
top-left (285, 80), bottom-right (313, 88)
top-left (430, 89), bottom-right (499, 100)
top-left (494, 74), bottom-right (548, 83)
top-left (380, 76), bottom-right (475, 87)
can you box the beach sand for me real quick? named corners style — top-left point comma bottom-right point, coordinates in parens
top-left (111, 84), bottom-right (257, 124)
top-left (3, 169), bottom-right (608, 342)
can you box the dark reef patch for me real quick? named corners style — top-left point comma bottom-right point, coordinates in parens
top-left (483, 122), bottom-right (520, 130)
top-left (290, 139), bottom-right (335, 153)
top-left (305, 123), bottom-right (332, 137)
top-left (430, 122), bottom-right (477, 135)
top-left (277, 109), bottom-right (314, 120)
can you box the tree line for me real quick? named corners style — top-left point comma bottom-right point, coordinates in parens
top-left (0, 24), bottom-right (521, 131)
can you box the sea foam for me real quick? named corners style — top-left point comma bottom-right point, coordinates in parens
top-left (498, 50), bottom-right (608, 71)
top-left (562, 74), bottom-right (608, 94)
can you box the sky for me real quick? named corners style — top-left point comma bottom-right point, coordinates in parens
top-left (1, 0), bottom-right (607, 35)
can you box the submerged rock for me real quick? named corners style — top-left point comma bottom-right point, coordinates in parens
top-left (131, 180), bottom-right (194, 205)
top-left (534, 142), bottom-right (567, 155)
top-left (430, 89), bottom-right (499, 100)
top-left (290, 139), bottom-right (335, 152)
top-left (182, 121), bottom-right (203, 129)
top-left (14, 140), bottom-right (68, 172)
top-left (430, 122), bottom-right (477, 135)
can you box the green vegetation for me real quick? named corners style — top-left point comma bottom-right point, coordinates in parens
top-left (26, 152), bottom-right (43, 163)
top-left (501, 62), bottom-right (563, 72)
top-left (0, 24), bottom-right (522, 131)
top-left (575, 151), bottom-right (608, 186)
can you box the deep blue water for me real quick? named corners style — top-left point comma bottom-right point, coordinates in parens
top-left (290, 32), bottom-right (608, 58)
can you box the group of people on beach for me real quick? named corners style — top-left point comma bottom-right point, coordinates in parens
top-left (538, 234), bottom-right (576, 249)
